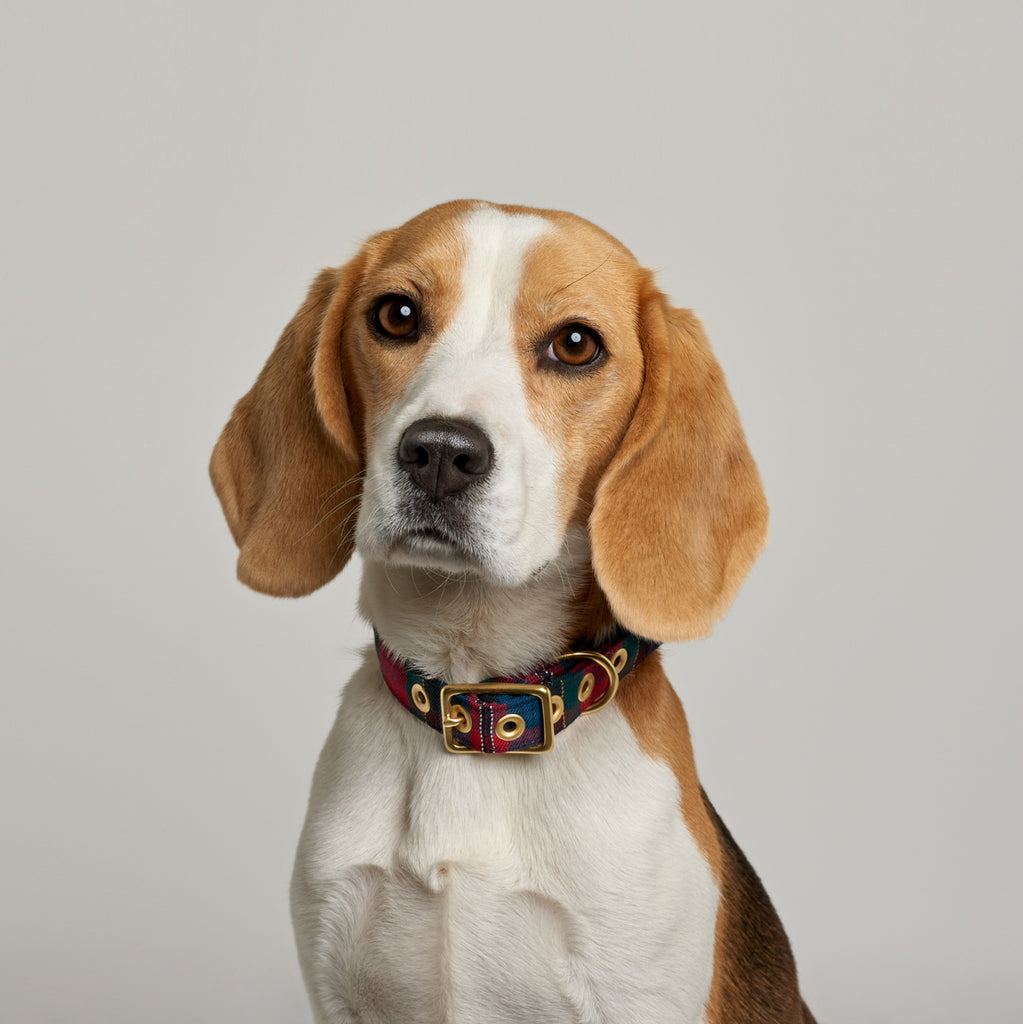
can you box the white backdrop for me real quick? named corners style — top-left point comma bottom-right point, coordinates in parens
top-left (2, 2), bottom-right (1020, 1021)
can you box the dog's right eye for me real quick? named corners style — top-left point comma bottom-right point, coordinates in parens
top-left (373, 295), bottom-right (419, 340)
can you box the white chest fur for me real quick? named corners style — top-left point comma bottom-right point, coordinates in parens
top-left (291, 652), bottom-right (720, 1024)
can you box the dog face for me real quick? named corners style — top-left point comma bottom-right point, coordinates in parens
top-left (349, 204), bottom-right (646, 586)
top-left (211, 200), bottom-right (768, 641)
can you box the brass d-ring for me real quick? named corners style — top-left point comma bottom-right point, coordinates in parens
top-left (559, 650), bottom-right (621, 716)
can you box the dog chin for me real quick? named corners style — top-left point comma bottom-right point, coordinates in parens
top-left (360, 530), bottom-right (547, 588)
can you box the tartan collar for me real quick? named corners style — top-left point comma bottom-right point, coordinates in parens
top-left (375, 630), bottom-right (659, 754)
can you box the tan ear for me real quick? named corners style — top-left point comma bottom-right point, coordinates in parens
top-left (209, 262), bottom-right (363, 597)
top-left (590, 275), bottom-right (769, 642)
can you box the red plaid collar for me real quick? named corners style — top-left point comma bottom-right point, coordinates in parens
top-left (375, 631), bottom-right (659, 754)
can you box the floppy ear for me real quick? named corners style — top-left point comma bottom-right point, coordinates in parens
top-left (209, 261), bottom-right (364, 597)
top-left (590, 274), bottom-right (769, 642)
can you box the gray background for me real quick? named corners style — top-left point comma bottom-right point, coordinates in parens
top-left (3, 1), bottom-right (1020, 1021)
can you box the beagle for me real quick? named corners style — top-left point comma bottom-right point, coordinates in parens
top-left (211, 200), bottom-right (816, 1024)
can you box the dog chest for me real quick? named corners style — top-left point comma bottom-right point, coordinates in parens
top-left (291, 661), bottom-right (720, 1024)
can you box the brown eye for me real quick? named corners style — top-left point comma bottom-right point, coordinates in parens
top-left (374, 295), bottom-right (419, 339)
top-left (548, 324), bottom-right (602, 366)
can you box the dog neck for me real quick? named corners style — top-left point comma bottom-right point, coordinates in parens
top-left (357, 528), bottom-right (617, 688)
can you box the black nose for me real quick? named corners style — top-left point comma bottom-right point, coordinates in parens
top-left (397, 418), bottom-right (494, 500)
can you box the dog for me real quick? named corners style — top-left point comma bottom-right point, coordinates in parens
top-left (211, 200), bottom-right (816, 1024)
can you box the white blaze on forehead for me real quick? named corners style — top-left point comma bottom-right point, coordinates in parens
top-left (447, 206), bottom-right (551, 356)
top-left (408, 205), bottom-right (551, 422)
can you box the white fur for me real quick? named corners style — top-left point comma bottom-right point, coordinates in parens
top-left (292, 207), bottom-right (721, 1023)
top-left (358, 527), bottom-right (592, 685)
top-left (292, 659), bottom-right (720, 1024)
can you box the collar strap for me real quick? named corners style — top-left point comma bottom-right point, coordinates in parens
top-left (376, 632), bottom-right (659, 754)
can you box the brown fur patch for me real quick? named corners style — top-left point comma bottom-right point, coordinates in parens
top-left (703, 793), bottom-right (816, 1024)
top-left (614, 653), bottom-right (723, 882)
top-left (616, 657), bottom-right (814, 1023)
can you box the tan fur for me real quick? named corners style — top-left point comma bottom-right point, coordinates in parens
top-left (209, 263), bottom-right (363, 596)
top-left (513, 220), bottom-right (646, 532)
top-left (339, 211), bottom-right (470, 442)
top-left (590, 274), bottom-right (769, 642)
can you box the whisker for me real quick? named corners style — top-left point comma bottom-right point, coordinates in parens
top-left (302, 472), bottom-right (367, 540)
top-left (323, 506), bottom-right (363, 547)
top-left (384, 562), bottom-right (402, 598)
top-left (550, 248), bottom-right (613, 296)
top-left (305, 495), bottom-right (362, 543)
top-left (315, 471), bottom-right (367, 510)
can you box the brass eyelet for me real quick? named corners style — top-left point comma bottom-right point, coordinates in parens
top-left (551, 696), bottom-right (564, 724)
top-left (496, 714), bottom-right (525, 741)
top-left (611, 647), bottom-right (629, 672)
top-left (578, 672), bottom-right (595, 702)
top-left (411, 683), bottom-right (430, 714)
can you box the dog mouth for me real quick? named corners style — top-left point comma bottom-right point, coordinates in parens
top-left (398, 526), bottom-right (461, 553)
top-left (385, 509), bottom-right (487, 570)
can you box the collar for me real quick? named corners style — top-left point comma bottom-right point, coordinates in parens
top-left (375, 631), bottom-right (660, 754)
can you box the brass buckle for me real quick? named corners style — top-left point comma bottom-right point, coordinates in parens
top-left (559, 650), bottom-right (621, 715)
top-left (440, 682), bottom-right (555, 754)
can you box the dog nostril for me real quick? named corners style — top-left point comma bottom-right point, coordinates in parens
top-left (397, 417), bottom-right (493, 500)
top-left (397, 434), bottom-right (432, 469)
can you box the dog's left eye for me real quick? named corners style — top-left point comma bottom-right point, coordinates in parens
top-left (547, 324), bottom-right (603, 366)
top-left (374, 295), bottom-right (419, 340)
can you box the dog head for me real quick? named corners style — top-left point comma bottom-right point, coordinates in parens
top-left (210, 200), bottom-right (767, 642)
